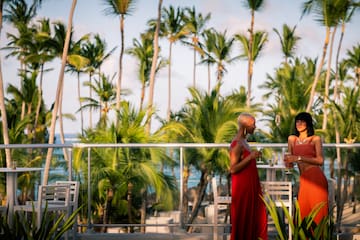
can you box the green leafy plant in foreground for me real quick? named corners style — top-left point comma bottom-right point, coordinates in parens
top-left (0, 204), bottom-right (82, 240)
top-left (262, 194), bottom-right (334, 240)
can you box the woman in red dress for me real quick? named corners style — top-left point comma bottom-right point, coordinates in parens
top-left (229, 113), bottom-right (268, 240)
top-left (284, 112), bottom-right (328, 224)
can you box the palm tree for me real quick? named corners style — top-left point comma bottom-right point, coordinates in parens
top-left (331, 3), bottom-right (359, 174)
top-left (242, 0), bottom-right (265, 107)
top-left (174, 84), bottom-right (242, 230)
top-left (182, 6), bottom-right (211, 88)
top-left (200, 29), bottom-right (237, 91)
top-left (160, 5), bottom-right (188, 121)
top-left (235, 30), bottom-right (268, 95)
top-left (74, 102), bottom-right (178, 233)
top-left (330, 86), bottom-right (360, 232)
top-left (79, 33), bottom-right (115, 128)
top-left (102, 0), bottom-right (137, 111)
top-left (146, 0), bottom-right (163, 133)
top-left (126, 32), bottom-right (167, 110)
top-left (344, 44), bottom-right (360, 87)
top-left (79, 73), bottom-right (116, 128)
top-left (273, 24), bottom-right (301, 65)
top-left (198, 29), bottom-right (216, 94)
top-left (302, 0), bottom-right (343, 112)
top-left (2, 0), bottom-right (41, 136)
top-left (260, 57), bottom-right (316, 142)
top-left (67, 54), bottom-right (90, 135)
top-left (43, 0), bottom-right (78, 185)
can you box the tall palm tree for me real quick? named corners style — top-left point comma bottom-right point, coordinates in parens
top-left (102, 0), bottom-right (137, 111)
top-left (174, 84), bottom-right (241, 230)
top-left (302, 0), bottom-right (343, 112)
top-left (79, 73), bottom-right (116, 128)
top-left (198, 29), bottom-right (216, 94)
top-left (126, 32), bottom-right (167, 110)
top-left (260, 58), bottom-right (316, 142)
top-left (2, 0), bottom-right (40, 125)
top-left (235, 30), bottom-right (268, 92)
top-left (330, 86), bottom-right (360, 232)
top-left (242, 0), bottom-right (265, 107)
top-left (43, 0), bottom-right (78, 185)
top-left (160, 5), bottom-right (188, 121)
top-left (80, 33), bottom-right (115, 128)
top-left (67, 54), bottom-right (90, 135)
top-left (182, 6), bottom-right (211, 88)
top-left (200, 29), bottom-right (237, 91)
top-left (146, 0), bottom-right (163, 133)
top-left (273, 24), bottom-right (301, 65)
top-left (74, 102), bottom-right (178, 233)
top-left (0, 0), bottom-right (16, 166)
top-left (344, 44), bottom-right (360, 87)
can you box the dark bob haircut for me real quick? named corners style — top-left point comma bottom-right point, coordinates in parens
top-left (293, 112), bottom-right (315, 137)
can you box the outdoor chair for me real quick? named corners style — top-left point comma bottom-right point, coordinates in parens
top-left (55, 180), bottom-right (80, 238)
top-left (261, 181), bottom-right (293, 240)
top-left (211, 177), bottom-right (232, 240)
top-left (14, 184), bottom-right (71, 232)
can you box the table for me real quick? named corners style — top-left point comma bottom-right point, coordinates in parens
top-left (0, 167), bottom-right (43, 224)
top-left (257, 164), bottom-right (287, 181)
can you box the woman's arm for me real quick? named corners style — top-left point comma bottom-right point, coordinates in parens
top-left (230, 142), bottom-right (259, 174)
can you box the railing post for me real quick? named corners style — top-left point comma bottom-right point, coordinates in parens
top-left (68, 148), bottom-right (72, 181)
top-left (179, 146), bottom-right (184, 228)
top-left (86, 147), bottom-right (93, 232)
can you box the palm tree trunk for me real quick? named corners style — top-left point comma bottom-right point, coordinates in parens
top-left (181, 166), bottom-right (190, 227)
top-left (43, 0), bottom-right (77, 185)
top-left (77, 72), bottom-right (84, 136)
top-left (186, 171), bottom-right (209, 233)
top-left (306, 27), bottom-right (330, 112)
top-left (0, 65), bottom-right (11, 167)
top-left (0, 1), bottom-right (12, 167)
top-left (146, 0), bottom-right (163, 133)
top-left (207, 64), bottom-right (211, 94)
top-left (116, 15), bottom-right (125, 111)
top-left (140, 188), bottom-right (147, 233)
top-left (246, 10), bottom-right (255, 108)
top-left (193, 46), bottom-right (196, 87)
top-left (34, 63), bottom-right (45, 137)
top-left (58, 85), bottom-right (70, 164)
top-left (167, 42), bottom-right (173, 121)
top-left (322, 27), bottom-right (336, 130)
top-left (127, 182), bottom-right (134, 233)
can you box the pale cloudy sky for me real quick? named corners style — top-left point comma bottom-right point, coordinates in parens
top-left (2, 0), bottom-right (359, 134)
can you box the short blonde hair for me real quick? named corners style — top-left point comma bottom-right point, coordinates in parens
top-left (237, 113), bottom-right (254, 126)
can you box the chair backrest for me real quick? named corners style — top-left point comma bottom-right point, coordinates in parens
top-left (38, 184), bottom-right (70, 208)
top-left (55, 181), bottom-right (79, 210)
top-left (261, 181), bottom-right (293, 240)
top-left (261, 181), bottom-right (292, 206)
top-left (212, 177), bottom-right (231, 205)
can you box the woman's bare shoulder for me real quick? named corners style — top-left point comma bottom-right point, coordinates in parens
top-left (288, 135), bottom-right (297, 141)
top-left (311, 135), bottom-right (322, 142)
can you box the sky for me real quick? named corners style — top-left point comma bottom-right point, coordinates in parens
top-left (1, 0), bottom-right (360, 135)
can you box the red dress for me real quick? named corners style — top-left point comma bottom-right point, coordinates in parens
top-left (230, 140), bottom-right (268, 240)
top-left (293, 139), bottom-right (328, 224)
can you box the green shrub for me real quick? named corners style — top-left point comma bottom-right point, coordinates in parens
top-left (0, 204), bottom-right (81, 240)
top-left (262, 194), bottom-right (334, 240)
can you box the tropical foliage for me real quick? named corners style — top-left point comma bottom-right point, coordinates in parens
top-left (0, 0), bottom-right (358, 236)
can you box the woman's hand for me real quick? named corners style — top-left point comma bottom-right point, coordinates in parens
top-left (250, 150), bottom-right (262, 160)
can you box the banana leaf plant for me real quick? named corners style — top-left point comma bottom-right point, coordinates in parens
top-left (262, 194), bottom-right (334, 240)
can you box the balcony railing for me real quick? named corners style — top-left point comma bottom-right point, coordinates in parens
top-left (0, 142), bottom-right (359, 238)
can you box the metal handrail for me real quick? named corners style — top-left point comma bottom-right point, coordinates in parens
top-left (1, 142), bottom-right (359, 235)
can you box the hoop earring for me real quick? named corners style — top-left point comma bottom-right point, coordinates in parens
top-left (243, 128), bottom-right (247, 136)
